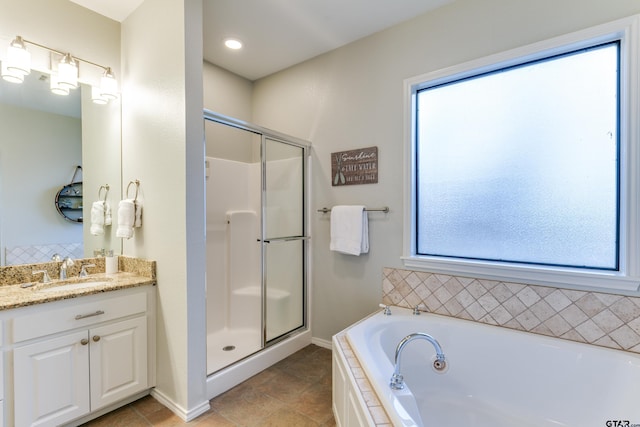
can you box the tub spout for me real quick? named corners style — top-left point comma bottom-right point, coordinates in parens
top-left (390, 332), bottom-right (446, 390)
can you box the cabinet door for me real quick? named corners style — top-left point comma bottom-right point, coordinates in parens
top-left (89, 316), bottom-right (147, 410)
top-left (14, 331), bottom-right (90, 427)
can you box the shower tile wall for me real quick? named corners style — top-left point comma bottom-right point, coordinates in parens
top-left (383, 268), bottom-right (640, 353)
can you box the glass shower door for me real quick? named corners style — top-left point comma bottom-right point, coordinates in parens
top-left (263, 137), bottom-right (306, 342)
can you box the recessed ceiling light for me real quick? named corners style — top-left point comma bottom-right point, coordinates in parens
top-left (224, 39), bottom-right (243, 50)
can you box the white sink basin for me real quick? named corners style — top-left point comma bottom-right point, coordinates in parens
top-left (34, 280), bottom-right (111, 293)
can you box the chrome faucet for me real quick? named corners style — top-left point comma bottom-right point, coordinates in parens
top-left (31, 269), bottom-right (52, 284)
top-left (79, 263), bottom-right (96, 277)
top-left (59, 257), bottom-right (74, 280)
top-left (413, 304), bottom-right (427, 315)
top-left (389, 332), bottom-right (446, 390)
top-left (379, 304), bottom-right (392, 315)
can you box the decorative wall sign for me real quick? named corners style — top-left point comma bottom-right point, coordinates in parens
top-left (331, 146), bottom-right (378, 186)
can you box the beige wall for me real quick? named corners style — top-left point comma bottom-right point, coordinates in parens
top-left (121, 0), bottom-right (208, 417)
top-left (203, 61), bottom-right (252, 121)
top-left (250, 0), bottom-right (640, 342)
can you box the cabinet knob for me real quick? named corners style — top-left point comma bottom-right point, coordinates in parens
top-left (80, 338), bottom-right (89, 345)
top-left (92, 335), bottom-right (101, 342)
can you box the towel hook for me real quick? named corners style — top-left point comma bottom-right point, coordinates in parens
top-left (98, 184), bottom-right (110, 203)
top-left (126, 180), bottom-right (140, 201)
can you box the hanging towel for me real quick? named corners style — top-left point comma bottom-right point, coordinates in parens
top-left (330, 205), bottom-right (369, 255)
top-left (104, 202), bottom-right (112, 226)
top-left (89, 201), bottom-right (111, 236)
top-left (90, 201), bottom-right (106, 236)
top-left (134, 199), bottom-right (143, 227)
top-left (116, 199), bottom-right (136, 239)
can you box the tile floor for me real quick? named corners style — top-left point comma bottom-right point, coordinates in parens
top-left (82, 344), bottom-right (335, 426)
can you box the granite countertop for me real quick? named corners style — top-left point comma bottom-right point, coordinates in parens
top-left (0, 256), bottom-right (156, 310)
top-left (0, 272), bottom-right (155, 310)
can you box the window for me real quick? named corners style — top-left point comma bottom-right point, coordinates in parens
top-left (403, 17), bottom-right (640, 293)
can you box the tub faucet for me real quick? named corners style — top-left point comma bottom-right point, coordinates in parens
top-left (389, 332), bottom-right (446, 390)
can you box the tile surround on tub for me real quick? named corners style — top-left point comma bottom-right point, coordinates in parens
top-left (335, 333), bottom-right (392, 426)
top-left (382, 267), bottom-right (640, 353)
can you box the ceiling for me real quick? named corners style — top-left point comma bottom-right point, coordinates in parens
top-left (70, 0), bottom-right (453, 81)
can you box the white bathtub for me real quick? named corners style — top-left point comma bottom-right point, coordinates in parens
top-left (345, 307), bottom-right (640, 427)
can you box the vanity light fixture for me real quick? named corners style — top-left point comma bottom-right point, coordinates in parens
top-left (91, 85), bottom-right (108, 104)
top-left (1, 35), bottom-right (118, 103)
top-left (0, 36), bottom-right (30, 82)
top-left (99, 67), bottom-right (118, 100)
top-left (57, 53), bottom-right (78, 89)
top-left (0, 61), bottom-right (24, 83)
top-left (50, 73), bottom-right (70, 96)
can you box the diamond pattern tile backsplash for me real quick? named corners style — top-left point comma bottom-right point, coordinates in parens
top-left (382, 268), bottom-right (640, 353)
top-left (5, 243), bottom-right (83, 265)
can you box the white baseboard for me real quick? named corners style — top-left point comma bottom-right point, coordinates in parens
top-left (150, 388), bottom-right (211, 422)
top-left (311, 336), bottom-right (332, 349)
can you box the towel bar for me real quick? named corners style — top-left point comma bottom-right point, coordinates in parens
top-left (317, 206), bottom-right (389, 214)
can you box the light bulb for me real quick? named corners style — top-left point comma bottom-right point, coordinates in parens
top-left (91, 86), bottom-right (108, 104)
top-left (1, 61), bottom-right (24, 83)
top-left (100, 67), bottom-right (118, 100)
top-left (50, 73), bottom-right (69, 95)
top-left (58, 53), bottom-right (78, 89)
top-left (5, 36), bottom-right (30, 75)
top-left (224, 39), bottom-right (243, 50)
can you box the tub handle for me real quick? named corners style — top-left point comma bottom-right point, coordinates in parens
top-left (413, 304), bottom-right (427, 315)
top-left (379, 304), bottom-right (391, 315)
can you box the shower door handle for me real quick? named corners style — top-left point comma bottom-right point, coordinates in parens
top-left (258, 236), bottom-right (310, 244)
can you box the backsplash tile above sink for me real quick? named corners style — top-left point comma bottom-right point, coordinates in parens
top-left (5, 242), bottom-right (83, 266)
top-left (383, 267), bottom-right (640, 353)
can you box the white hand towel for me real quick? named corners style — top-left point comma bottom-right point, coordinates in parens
top-left (104, 201), bottom-right (112, 226)
top-left (90, 201), bottom-right (105, 236)
top-left (330, 205), bottom-right (369, 255)
top-left (116, 199), bottom-right (136, 239)
top-left (134, 200), bottom-right (142, 227)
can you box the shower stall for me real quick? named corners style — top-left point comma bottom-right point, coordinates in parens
top-left (203, 110), bottom-right (310, 384)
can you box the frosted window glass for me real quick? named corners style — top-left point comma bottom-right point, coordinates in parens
top-left (416, 43), bottom-right (619, 270)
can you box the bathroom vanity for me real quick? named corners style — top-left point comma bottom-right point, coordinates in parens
top-left (0, 258), bottom-right (156, 427)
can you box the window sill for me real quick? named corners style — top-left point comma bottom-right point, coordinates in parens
top-left (401, 255), bottom-right (640, 296)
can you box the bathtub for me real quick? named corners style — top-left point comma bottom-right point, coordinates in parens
top-left (343, 306), bottom-right (640, 427)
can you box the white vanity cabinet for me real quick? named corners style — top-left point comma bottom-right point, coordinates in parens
top-left (6, 286), bottom-right (155, 427)
top-left (14, 330), bottom-right (91, 425)
top-left (0, 326), bottom-right (5, 427)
